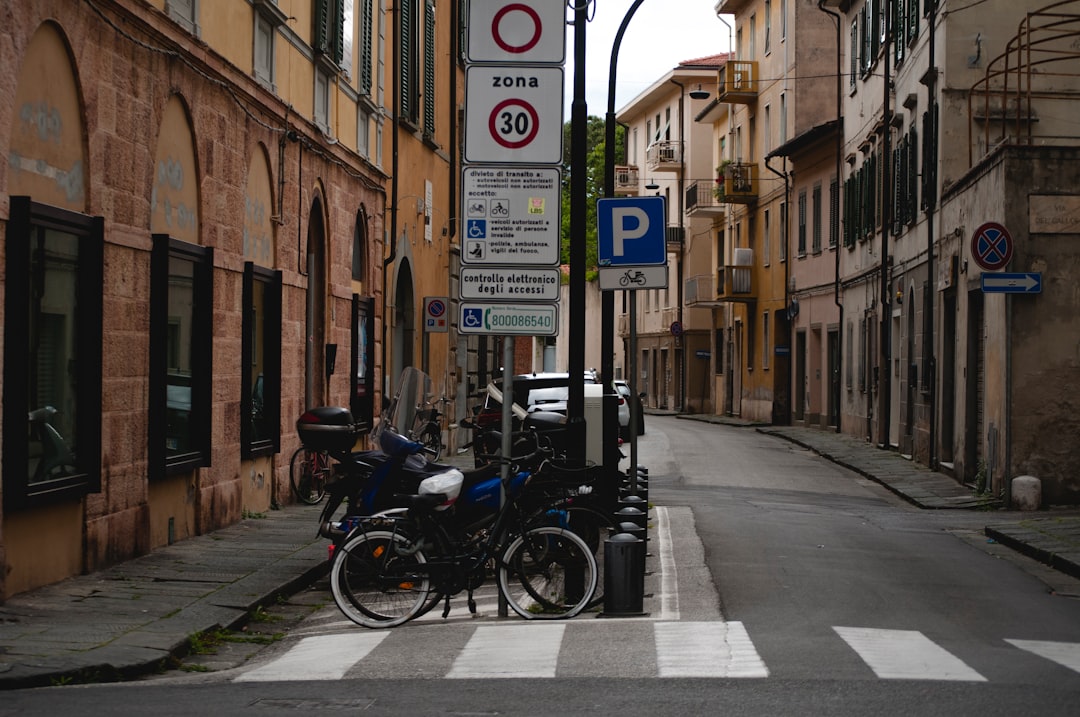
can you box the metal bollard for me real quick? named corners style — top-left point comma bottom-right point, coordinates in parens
top-left (601, 532), bottom-right (647, 617)
top-left (614, 505), bottom-right (646, 530)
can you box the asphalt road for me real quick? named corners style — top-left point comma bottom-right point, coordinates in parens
top-left (6, 416), bottom-right (1080, 716)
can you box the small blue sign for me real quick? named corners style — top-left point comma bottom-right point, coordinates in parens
top-left (462, 307), bottom-right (484, 328)
top-left (981, 272), bottom-right (1042, 294)
top-left (597, 196), bottom-right (667, 266)
top-left (467, 219), bottom-right (487, 239)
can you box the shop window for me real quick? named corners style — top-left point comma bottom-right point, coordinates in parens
top-left (3, 198), bottom-right (103, 509)
top-left (242, 264), bottom-right (282, 458)
top-left (150, 235), bottom-right (213, 476)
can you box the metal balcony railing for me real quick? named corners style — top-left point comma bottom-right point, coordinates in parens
top-left (614, 165), bottom-right (639, 195)
top-left (722, 162), bottom-right (758, 204)
top-left (685, 181), bottom-right (727, 216)
top-left (718, 60), bottom-right (758, 103)
top-left (646, 141), bottom-right (681, 172)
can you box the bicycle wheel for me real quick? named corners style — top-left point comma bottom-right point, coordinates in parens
top-left (498, 526), bottom-right (597, 620)
top-left (290, 447), bottom-right (329, 504)
top-left (417, 425), bottom-right (442, 462)
top-left (329, 529), bottom-right (431, 628)
top-left (533, 505), bottom-right (615, 609)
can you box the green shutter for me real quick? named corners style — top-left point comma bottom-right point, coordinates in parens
top-left (361, 0), bottom-right (373, 95)
top-left (423, 0), bottom-right (436, 136)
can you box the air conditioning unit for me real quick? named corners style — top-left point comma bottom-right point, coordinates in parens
top-left (658, 146), bottom-right (677, 163)
top-left (732, 248), bottom-right (753, 267)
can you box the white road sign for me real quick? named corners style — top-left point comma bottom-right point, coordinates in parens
top-left (460, 267), bottom-right (561, 301)
top-left (459, 303), bottom-right (559, 336)
top-left (464, 65), bottom-right (564, 164)
top-left (461, 166), bottom-right (561, 265)
top-left (467, 0), bottom-right (566, 65)
top-left (598, 265), bottom-right (669, 291)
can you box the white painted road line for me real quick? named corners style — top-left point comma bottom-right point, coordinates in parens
top-left (235, 633), bottom-right (389, 682)
top-left (655, 506), bottom-right (679, 621)
top-left (1006, 639), bottom-right (1080, 674)
top-left (654, 621), bottom-right (769, 678)
top-left (834, 627), bottom-right (987, 681)
top-left (446, 624), bottom-right (565, 679)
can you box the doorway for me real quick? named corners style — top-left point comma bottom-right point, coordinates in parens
top-left (305, 196), bottom-right (327, 409)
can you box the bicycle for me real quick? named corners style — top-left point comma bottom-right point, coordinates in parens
top-left (328, 453), bottom-right (599, 628)
top-left (290, 446), bottom-right (332, 504)
top-left (409, 396), bottom-right (449, 462)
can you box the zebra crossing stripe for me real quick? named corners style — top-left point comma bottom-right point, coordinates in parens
top-left (234, 632), bottom-right (389, 682)
top-left (654, 621), bottom-right (768, 678)
top-left (446, 624), bottom-right (565, 679)
top-left (1006, 639), bottom-right (1080, 674)
top-left (834, 627), bottom-right (986, 681)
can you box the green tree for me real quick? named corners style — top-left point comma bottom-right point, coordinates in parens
top-left (560, 116), bottom-right (626, 278)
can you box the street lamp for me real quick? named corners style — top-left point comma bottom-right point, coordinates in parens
top-left (689, 84), bottom-right (710, 100)
top-left (603, 0), bottom-right (648, 493)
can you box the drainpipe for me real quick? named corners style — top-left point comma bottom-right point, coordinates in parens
top-left (818, 0), bottom-right (843, 434)
top-left (924, 4), bottom-right (939, 469)
top-left (878, 11), bottom-right (893, 449)
top-left (765, 155), bottom-right (791, 425)
top-left (382, 5), bottom-right (401, 401)
top-left (669, 78), bottom-right (688, 412)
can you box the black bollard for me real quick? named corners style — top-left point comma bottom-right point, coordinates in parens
top-left (614, 505), bottom-right (646, 530)
top-left (601, 532), bottom-right (647, 617)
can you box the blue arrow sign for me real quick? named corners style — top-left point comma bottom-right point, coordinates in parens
top-left (981, 272), bottom-right (1042, 294)
top-left (597, 196), bottom-right (667, 266)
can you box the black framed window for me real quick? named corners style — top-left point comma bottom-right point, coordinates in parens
top-left (242, 263), bottom-right (282, 457)
top-left (3, 198), bottom-right (103, 510)
top-left (150, 235), bottom-right (213, 475)
top-left (351, 295), bottom-right (375, 432)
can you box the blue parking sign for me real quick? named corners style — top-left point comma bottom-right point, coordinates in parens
top-left (597, 197), bottom-right (667, 266)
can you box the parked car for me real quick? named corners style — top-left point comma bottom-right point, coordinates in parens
top-left (613, 379), bottom-right (645, 437)
top-left (464, 371), bottom-right (601, 466)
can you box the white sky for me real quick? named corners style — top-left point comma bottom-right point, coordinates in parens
top-left (562, 2), bottom-right (733, 117)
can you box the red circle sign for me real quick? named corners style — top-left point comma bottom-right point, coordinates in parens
top-left (492, 4), bottom-right (542, 54)
top-left (488, 98), bottom-right (539, 149)
top-left (427, 299), bottom-right (446, 317)
top-left (971, 221), bottom-right (1013, 271)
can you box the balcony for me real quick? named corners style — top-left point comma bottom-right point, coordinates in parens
top-left (666, 225), bottom-right (684, 249)
top-left (716, 248), bottom-right (753, 298)
top-left (721, 162), bottom-right (758, 204)
top-left (614, 165), bottom-right (639, 195)
top-left (718, 60), bottom-right (759, 104)
top-left (684, 274), bottom-right (715, 306)
top-left (646, 140), bottom-right (681, 172)
top-left (685, 181), bottom-right (726, 217)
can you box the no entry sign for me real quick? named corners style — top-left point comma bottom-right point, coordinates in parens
top-left (467, 1), bottom-right (567, 64)
top-left (464, 65), bottom-right (564, 164)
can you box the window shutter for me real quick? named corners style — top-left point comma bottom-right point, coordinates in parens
top-left (361, 0), bottom-right (373, 95)
top-left (423, 0), bottom-right (436, 136)
top-left (400, 0), bottom-right (414, 121)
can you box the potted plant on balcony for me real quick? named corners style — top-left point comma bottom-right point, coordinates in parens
top-left (713, 160), bottom-right (732, 202)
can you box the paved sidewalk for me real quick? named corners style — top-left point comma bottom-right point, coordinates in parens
top-left (2, 421), bottom-right (1079, 689)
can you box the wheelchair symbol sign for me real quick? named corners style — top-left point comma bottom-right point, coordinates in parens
top-left (467, 219), bottom-right (487, 239)
top-left (463, 308), bottom-right (484, 328)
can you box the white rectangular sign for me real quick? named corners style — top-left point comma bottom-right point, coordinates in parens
top-left (459, 303), bottom-right (559, 336)
top-left (467, 0), bottom-right (566, 65)
top-left (460, 267), bottom-right (561, 301)
top-left (598, 265), bottom-right (669, 290)
top-left (461, 166), bottom-right (561, 265)
top-left (464, 65), bottom-right (564, 165)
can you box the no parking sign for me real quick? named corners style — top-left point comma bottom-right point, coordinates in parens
top-left (424, 296), bottom-right (449, 333)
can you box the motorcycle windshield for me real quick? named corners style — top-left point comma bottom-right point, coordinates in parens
top-left (373, 367), bottom-right (434, 453)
